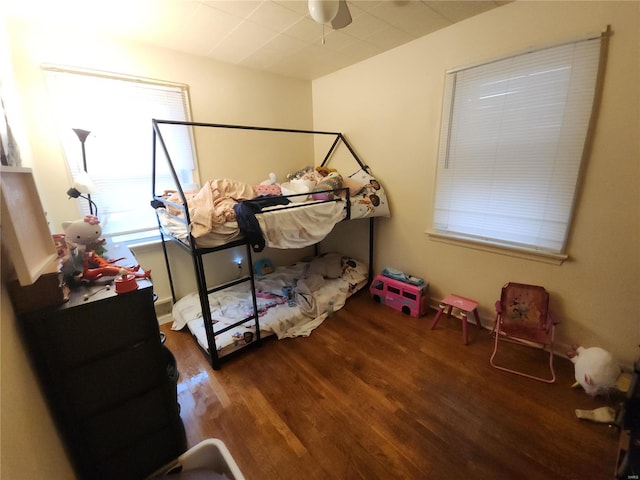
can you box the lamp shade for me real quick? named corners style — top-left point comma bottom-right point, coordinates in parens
top-left (73, 171), bottom-right (97, 194)
top-left (72, 128), bottom-right (91, 143)
top-left (308, 0), bottom-right (339, 24)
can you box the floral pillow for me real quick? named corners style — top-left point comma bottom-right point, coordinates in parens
top-left (254, 184), bottom-right (282, 196)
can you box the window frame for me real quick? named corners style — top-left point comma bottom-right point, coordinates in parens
top-left (42, 65), bottom-right (196, 246)
top-left (428, 32), bottom-right (607, 264)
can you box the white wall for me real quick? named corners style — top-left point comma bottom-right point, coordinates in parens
top-left (312, 0), bottom-right (640, 366)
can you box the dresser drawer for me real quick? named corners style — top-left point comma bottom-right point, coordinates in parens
top-left (24, 287), bottom-right (159, 369)
top-left (60, 339), bottom-right (167, 418)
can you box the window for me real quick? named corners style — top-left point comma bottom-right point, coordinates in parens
top-left (43, 67), bottom-right (195, 244)
top-left (431, 34), bottom-right (605, 259)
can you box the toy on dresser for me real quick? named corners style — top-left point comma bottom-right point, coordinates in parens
top-left (62, 215), bottom-right (106, 253)
top-left (59, 215), bottom-right (150, 286)
top-left (369, 267), bottom-right (429, 317)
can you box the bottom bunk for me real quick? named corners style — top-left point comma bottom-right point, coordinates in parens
top-left (170, 253), bottom-right (369, 362)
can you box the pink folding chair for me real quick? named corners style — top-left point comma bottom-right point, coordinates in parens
top-left (490, 282), bottom-right (559, 383)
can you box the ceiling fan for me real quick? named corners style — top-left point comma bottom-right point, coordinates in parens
top-left (308, 0), bottom-right (352, 30)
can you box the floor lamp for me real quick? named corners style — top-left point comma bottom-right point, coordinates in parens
top-left (67, 128), bottom-right (98, 216)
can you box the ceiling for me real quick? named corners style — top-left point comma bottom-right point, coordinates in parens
top-left (8, 0), bottom-right (508, 80)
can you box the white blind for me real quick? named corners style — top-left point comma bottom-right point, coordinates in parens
top-left (43, 67), bottom-right (194, 241)
top-left (432, 36), bottom-right (603, 254)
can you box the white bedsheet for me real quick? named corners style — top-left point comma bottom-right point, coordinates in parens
top-left (171, 257), bottom-right (368, 356)
top-left (257, 201), bottom-right (346, 249)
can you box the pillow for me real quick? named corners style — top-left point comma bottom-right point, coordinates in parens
top-left (341, 256), bottom-right (368, 279)
top-left (309, 253), bottom-right (343, 279)
top-left (342, 176), bottom-right (365, 196)
top-left (254, 184), bottom-right (281, 196)
top-left (301, 170), bottom-right (325, 183)
top-left (348, 169), bottom-right (390, 218)
top-left (280, 180), bottom-right (314, 202)
top-left (287, 166), bottom-right (314, 181)
top-left (341, 256), bottom-right (369, 289)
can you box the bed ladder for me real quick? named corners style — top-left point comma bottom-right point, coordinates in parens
top-left (194, 241), bottom-right (260, 370)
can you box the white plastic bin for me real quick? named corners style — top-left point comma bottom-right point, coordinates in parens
top-left (149, 438), bottom-right (245, 479)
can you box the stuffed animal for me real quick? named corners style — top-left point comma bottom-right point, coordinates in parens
top-left (260, 172), bottom-right (278, 185)
top-left (62, 215), bottom-right (106, 253)
top-left (60, 215), bottom-right (106, 284)
top-left (81, 251), bottom-right (151, 282)
top-left (59, 219), bottom-right (150, 284)
top-left (255, 173), bottom-right (282, 196)
top-left (315, 166), bottom-right (337, 177)
top-left (568, 345), bottom-right (620, 396)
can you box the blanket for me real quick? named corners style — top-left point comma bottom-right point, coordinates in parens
top-left (171, 256), bottom-right (368, 355)
top-left (233, 196), bottom-right (291, 252)
top-left (257, 201), bottom-right (346, 249)
top-left (188, 178), bottom-right (256, 238)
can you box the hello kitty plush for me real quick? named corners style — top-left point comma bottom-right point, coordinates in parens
top-left (62, 215), bottom-right (105, 253)
top-left (59, 216), bottom-right (105, 284)
top-left (568, 345), bottom-right (620, 396)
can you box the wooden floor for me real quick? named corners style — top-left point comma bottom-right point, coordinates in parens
top-left (160, 291), bottom-right (620, 480)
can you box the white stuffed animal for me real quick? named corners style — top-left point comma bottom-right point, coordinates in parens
top-left (569, 345), bottom-right (620, 396)
top-left (62, 215), bottom-right (105, 253)
top-left (260, 172), bottom-right (278, 185)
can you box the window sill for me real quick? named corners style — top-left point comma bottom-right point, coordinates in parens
top-left (126, 237), bottom-right (162, 250)
top-left (103, 231), bottom-right (162, 250)
top-left (426, 231), bottom-right (568, 265)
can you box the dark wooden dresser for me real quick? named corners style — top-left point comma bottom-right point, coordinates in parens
top-left (16, 243), bottom-right (186, 480)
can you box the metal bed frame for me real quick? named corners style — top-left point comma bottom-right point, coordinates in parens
top-left (151, 119), bottom-right (375, 369)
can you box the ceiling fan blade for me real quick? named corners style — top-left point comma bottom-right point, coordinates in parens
top-left (331, 0), bottom-right (352, 29)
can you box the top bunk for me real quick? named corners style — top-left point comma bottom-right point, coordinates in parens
top-left (150, 120), bottom-right (390, 255)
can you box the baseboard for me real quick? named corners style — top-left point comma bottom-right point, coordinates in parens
top-left (157, 313), bottom-right (173, 325)
top-left (154, 296), bottom-right (174, 325)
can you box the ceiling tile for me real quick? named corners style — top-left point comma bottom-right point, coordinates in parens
top-left (198, 0), bottom-right (263, 19)
top-left (370, 1), bottom-right (451, 35)
top-left (362, 26), bottom-right (414, 49)
top-left (273, 0), bottom-right (311, 16)
top-left (208, 19), bottom-right (278, 62)
top-left (283, 17), bottom-right (327, 44)
top-left (339, 12), bottom-right (391, 40)
top-left (174, 4), bottom-right (243, 54)
top-left (247, 1), bottom-right (306, 31)
top-left (8, 0), bottom-right (508, 80)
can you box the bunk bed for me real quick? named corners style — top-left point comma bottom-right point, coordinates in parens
top-left (150, 120), bottom-right (390, 369)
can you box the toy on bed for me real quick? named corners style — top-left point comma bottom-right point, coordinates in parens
top-left (286, 165), bottom-right (390, 217)
top-left (255, 172), bottom-right (281, 196)
top-left (280, 179), bottom-right (316, 202)
top-left (253, 258), bottom-right (275, 278)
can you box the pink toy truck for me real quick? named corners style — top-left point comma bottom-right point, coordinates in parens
top-left (369, 274), bottom-right (429, 317)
